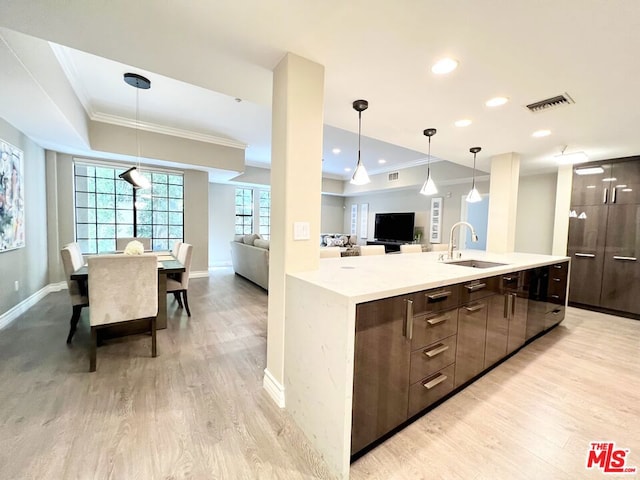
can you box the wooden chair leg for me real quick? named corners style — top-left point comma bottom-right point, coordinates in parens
top-left (182, 290), bottom-right (191, 317)
top-left (66, 305), bottom-right (83, 344)
top-left (151, 317), bottom-right (157, 358)
top-left (90, 326), bottom-right (97, 372)
top-left (173, 291), bottom-right (183, 308)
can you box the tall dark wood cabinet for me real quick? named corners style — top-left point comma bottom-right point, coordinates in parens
top-left (568, 157), bottom-right (640, 315)
top-left (351, 295), bottom-right (411, 454)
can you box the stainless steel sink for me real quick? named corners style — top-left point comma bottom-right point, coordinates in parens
top-left (445, 259), bottom-right (508, 268)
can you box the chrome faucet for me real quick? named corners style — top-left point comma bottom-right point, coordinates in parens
top-left (448, 221), bottom-right (479, 259)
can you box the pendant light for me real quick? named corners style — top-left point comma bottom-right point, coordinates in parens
top-left (350, 99), bottom-right (370, 185)
top-left (419, 128), bottom-right (438, 195)
top-left (119, 73), bottom-right (152, 190)
top-left (466, 146), bottom-right (482, 203)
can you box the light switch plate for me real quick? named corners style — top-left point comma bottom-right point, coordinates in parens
top-left (293, 221), bottom-right (310, 240)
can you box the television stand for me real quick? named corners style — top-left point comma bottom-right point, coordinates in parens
top-left (366, 240), bottom-right (407, 253)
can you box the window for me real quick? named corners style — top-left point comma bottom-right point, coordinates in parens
top-left (74, 162), bottom-right (183, 254)
top-left (235, 188), bottom-right (253, 235)
top-left (259, 190), bottom-right (271, 239)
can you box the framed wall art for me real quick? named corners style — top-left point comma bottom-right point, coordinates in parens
top-left (0, 139), bottom-right (25, 252)
top-left (429, 197), bottom-right (443, 243)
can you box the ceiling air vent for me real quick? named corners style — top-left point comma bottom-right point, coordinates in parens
top-left (388, 171), bottom-right (399, 182)
top-left (526, 93), bottom-right (575, 113)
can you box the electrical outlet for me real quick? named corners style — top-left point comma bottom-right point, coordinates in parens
top-left (14, 280), bottom-right (19, 291)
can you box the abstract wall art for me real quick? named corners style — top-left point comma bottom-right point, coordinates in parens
top-left (0, 139), bottom-right (25, 252)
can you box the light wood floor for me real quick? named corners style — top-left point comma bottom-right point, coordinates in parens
top-left (1, 269), bottom-right (639, 479)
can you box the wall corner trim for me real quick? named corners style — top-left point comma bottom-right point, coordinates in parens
top-left (189, 271), bottom-right (209, 279)
top-left (263, 368), bottom-right (286, 408)
top-left (0, 282), bottom-right (65, 330)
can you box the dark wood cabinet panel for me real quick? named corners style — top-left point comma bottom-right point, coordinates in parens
top-left (407, 364), bottom-right (455, 418)
top-left (600, 204), bottom-right (640, 314)
top-left (409, 334), bottom-right (456, 384)
top-left (610, 160), bottom-right (640, 205)
top-left (459, 276), bottom-right (500, 304)
top-left (409, 285), bottom-right (460, 316)
top-left (410, 308), bottom-right (458, 351)
top-left (507, 295), bottom-right (528, 354)
top-left (454, 300), bottom-right (488, 387)
top-left (484, 294), bottom-right (509, 368)
top-left (351, 295), bottom-right (411, 454)
top-left (570, 164), bottom-right (612, 205)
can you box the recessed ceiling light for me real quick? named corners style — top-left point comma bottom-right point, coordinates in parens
top-left (455, 119), bottom-right (472, 127)
top-left (332, 148), bottom-right (341, 154)
top-left (532, 129), bottom-right (551, 138)
top-left (431, 58), bottom-right (459, 75)
top-left (485, 96), bottom-right (509, 107)
top-left (378, 159), bottom-right (386, 164)
top-left (575, 166), bottom-right (604, 175)
top-left (344, 167), bottom-right (351, 172)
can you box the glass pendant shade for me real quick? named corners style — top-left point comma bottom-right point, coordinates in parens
top-left (119, 166), bottom-right (151, 189)
top-left (466, 186), bottom-right (482, 203)
top-left (420, 172), bottom-right (438, 195)
top-left (351, 158), bottom-right (370, 185)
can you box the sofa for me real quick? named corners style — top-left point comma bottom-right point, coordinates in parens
top-left (230, 234), bottom-right (269, 290)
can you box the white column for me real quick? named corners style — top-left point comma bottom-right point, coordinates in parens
top-left (486, 152), bottom-right (520, 253)
top-left (552, 164), bottom-right (573, 255)
top-left (263, 53), bottom-right (324, 407)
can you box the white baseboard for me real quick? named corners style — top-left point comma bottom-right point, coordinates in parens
top-left (263, 368), bottom-right (286, 408)
top-left (209, 261), bottom-right (232, 268)
top-left (189, 270), bottom-right (209, 279)
top-left (0, 283), bottom-right (61, 330)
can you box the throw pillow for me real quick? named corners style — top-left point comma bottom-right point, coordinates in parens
top-left (349, 235), bottom-right (357, 245)
top-left (234, 234), bottom-right (244, 243)
top-left (242, 233), bottom-right (260, 245)
top-left (254, 239), bottom-right (270, 250)
top-left (327, 237), bottom-right (344, 247)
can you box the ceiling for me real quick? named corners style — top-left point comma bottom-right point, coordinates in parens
top-left (1, 1), bottom-right (639, 181)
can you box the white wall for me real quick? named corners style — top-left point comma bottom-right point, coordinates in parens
top-left (321, 195), bottom-right (345, 233)
top-left (209, 182), bottom-right (236, 266)
top-left (343, 180), bottom-right (490, 245)
top-left (515, 172), bottom-right (558, 254)
top-left (0, 118), bottom-right (48, 318)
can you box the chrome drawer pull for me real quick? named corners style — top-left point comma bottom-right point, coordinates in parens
top-left (550, 294), bottom-right (560, 299)
top-left (553, 264), bottom-right (563, 268)
top-left (575, 253), bottom-right (595, 258)
top-left (553, 278), bottom-right (561, 282)
top-left (464, 283), bottom-right (486, 292)
top-left (426, 314), bottom-right (449, 326)
top-left (502, 276), bottom-right (516, 281)
top-left (613, 256), bottom-right (637, 261)
top-left (603, 187), bottom-right (608, 204)
top-left (552, 309), bottom-right (562, 315)
top-left (427, 290), bottom-right (452, 300)
top-left (423, 373), bottom-right (448, 390)
top-left (463, 304), bottom-right (485, 313)
top-left (423, 344), bottom-right (449, 358)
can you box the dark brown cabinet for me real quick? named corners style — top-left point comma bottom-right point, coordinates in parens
top-left (568, 157), bottom-right (640, 315)
top-left (351, 295), bottom-right (412, 454)
top-left (454, 299), bottom-right (488, 387)
top-left (485, 294), bottom-right (509, 368)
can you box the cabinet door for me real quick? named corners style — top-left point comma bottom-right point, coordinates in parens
top-left (600, 204), bottom-right (640, 314)
top-left (351, 296), bottom-right (411, 454)
top-left (526, 267), bottom-right (548, 340)
top-left (571, 163), bottom-right (612, 205)
top-left (484, 294), bottom-right (508, 368)
top-left (567, 206), bottom-right (607, 306)
top-left (454, 300), bottom-right (488, 387)
top-left (507, 294), bottom-right (528, 354)
top-left (610, 159), bottom-right (640, 205)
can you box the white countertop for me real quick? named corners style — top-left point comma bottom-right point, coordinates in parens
top-left (288, 250), bottom-right (570, 303)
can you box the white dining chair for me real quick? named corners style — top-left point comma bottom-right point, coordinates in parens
top-left (430, 243), bottom-right (449, 252)
top-left (171, 240), bottom-right (182, 258)
top-left (60, 243), bottom-right (88, 343)
top-left (359, 245), bottom-right (386, 256)
top-left (400, 244), bottom-right (422, 254)
top-left (116, 237), bottom-right (152, 251)
top-left (167, 243), bottom-right (193, 316)
top-left (87, 254), bottom-right (158, 372)
top-left (320, 248), bottom-right (341, 258)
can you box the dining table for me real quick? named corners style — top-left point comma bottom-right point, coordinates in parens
top-left (70, 252), bottom-right (185, 336)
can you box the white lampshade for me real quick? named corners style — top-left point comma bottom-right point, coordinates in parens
top-left (350, 161), bottom-right (370, 185)
top-left (466, 187), bottom-right (482, 203)
top-left (419, 173), bottom-right (438, 195)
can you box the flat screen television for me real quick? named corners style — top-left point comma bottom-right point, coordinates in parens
top-left (374, 212), bottom-right (415, 242)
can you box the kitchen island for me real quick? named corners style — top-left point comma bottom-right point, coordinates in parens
top-left (281, 250), bottom-right (570, 479)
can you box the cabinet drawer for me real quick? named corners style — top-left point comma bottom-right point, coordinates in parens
top-left (544, 305), bottom-right (565, 328)
top-left (408, 364), bottom-right (455, 418)
top-left (411, 308), bottom-right (458, 350)
top-left (410, 285), bottom-right (460, 315)
top-left (460, 277), bottom-right (500, 304)
top-left (410, 335), bottom-right (456, 384)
